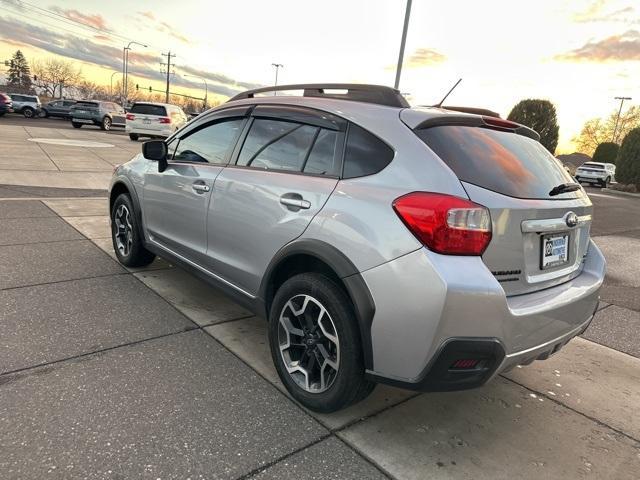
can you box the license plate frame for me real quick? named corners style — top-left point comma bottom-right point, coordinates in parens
top-left (541, 232), bottom-right (570, 270)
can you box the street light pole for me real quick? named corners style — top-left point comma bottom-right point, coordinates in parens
top-left (123, 41), bottom-right (148, 106)
top-left (110, 71), bottom-right (120, 99)
top-left (394, 0), bottom-right (412, 90)
top-left (183, 73), bottom-right (208, 110)
top-left (271, 63), bottom-right (283, 95)
top-left (612, 96), bottom-right (632, 143)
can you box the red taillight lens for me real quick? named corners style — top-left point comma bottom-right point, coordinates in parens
top-left (482, 116), bottom-right (519, 129)
top-left (126, 113), bottom-right (135, 121)
top-left (451, 359), bottom-right (480, 369)
top-left (392, 192), bottom-right (492, 255)
top-left (159, 117), bottom-right (171, 124)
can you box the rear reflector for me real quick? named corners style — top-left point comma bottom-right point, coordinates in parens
top-left (392, 192), bottom-right (492, 255)
top-left (126, 113), bottom-right (135, 121)
top-left (159, 117), bottom-right (171, 124)
top-left (451, 359), bottom-right (480, 369)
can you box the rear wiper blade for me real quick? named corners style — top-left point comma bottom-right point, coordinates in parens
top-left (549, 182), bottom-right (581, 196)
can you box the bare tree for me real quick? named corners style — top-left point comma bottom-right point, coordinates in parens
top-left (574, 106), bottom-right (640, 156)
top-left (31, 58), bottom-right (83, 98)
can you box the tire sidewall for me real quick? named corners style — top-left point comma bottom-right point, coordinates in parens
top-left (102, 116), bottom-right (112, 130)
top-left (268, 273), bottom-right (365, 412)
top-left (111, 194), bottom-right (143, 266)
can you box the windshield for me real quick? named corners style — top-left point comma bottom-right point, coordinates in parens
top-left (416, 126), bottom-right (578, 199)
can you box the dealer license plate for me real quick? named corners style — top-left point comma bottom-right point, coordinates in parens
top-left (541, 233), bottom-right (569, 269)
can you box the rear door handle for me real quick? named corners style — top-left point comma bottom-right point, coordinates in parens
top-left (280, 196), bottom-right (311, 210)
top-left (192, 183), bottom-right (210, 193)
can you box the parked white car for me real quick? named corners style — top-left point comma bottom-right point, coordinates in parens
top-left (125, 102), bottom-right (188, 140)
top-left (575, 162), bottom-right (616, 187)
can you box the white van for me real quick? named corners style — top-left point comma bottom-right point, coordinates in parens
top-left (125, 102), bottom-right (188, 140)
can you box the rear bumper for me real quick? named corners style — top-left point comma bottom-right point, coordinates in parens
top-left (126, 125), bottom-right (173, 137)
top-left (363, 240), bottom-right (605, 391)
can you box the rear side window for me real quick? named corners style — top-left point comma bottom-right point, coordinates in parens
top-left (237, 119), bottom-right (317, 172)
top-left (131, 104), bottom-right (167, 116)
top-left (416, 126), bottom-right (576, 199)
top-left (343, 124), bottom-right (394, 179)
top-left (173, 118), bottom-right (244, 164)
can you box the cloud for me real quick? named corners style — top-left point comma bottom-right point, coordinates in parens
top-left (0, 16), bottom-right (257, 97)
top-left (137, 11), bottom-right (155, 21)
top-left (405, 48), bottom-right (446, 67)
top-left (573, 1), bottom-right (638, 24)
top-left (555, 30), bottom-right (640, 62)
top-left (49, 6), bottom-right (110, 31)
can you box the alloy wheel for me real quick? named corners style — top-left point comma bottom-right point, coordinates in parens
top-left (278, 294), bottom-right (340, 393)
top-left (103, 117), bottom-right (111, 130)
top-left (114, 204), bottom-right (133, 257)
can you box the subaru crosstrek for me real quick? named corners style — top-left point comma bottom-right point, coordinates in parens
top-left (109, 84), bottom-right (605, 413)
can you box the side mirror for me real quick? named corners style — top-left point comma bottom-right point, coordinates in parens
top-left (142, 140), bottom-right (168, 172)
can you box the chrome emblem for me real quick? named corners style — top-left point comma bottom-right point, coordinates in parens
top-left (565, 212), bottom-right (579, 228)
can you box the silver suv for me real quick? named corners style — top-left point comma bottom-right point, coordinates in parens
top-left (109, 84), bottom-right (605, 413)
top-left (8, 93), bottom-right (41, 118)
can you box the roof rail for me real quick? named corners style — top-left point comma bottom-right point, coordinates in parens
top-left (228, 83), bottom-right (410, 108)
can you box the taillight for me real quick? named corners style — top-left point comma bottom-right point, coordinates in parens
top-left (159, 117), bottom-right (171, 124)
top-left (126, 113), bottom-right (135, 121)
top-left (482, 116), bottom-right (519, 129)
top-left (392, 192), bottom-right (492, 255)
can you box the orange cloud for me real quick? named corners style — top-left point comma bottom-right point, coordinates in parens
top-left (51, 7), bottom-right (109, 31)
top-left (555, 30), bottom-right (640, 62)
top-left (137, 11), bottom-right (156, 21)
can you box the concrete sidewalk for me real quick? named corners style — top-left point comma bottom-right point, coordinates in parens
top-left (2, 196), bottom-right (639, 479)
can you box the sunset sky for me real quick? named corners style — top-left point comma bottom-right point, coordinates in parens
top-left (0, 0), bottom-right (638, 152)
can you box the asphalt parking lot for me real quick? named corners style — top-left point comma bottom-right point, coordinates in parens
top-left (1, 122), bottom-right (639, 479)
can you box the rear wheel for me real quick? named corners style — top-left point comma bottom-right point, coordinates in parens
top-left (129, 133), bottom-right (139, 141)
top-left (22, 107), bottom-right (35, 118)
top-left (110, 193), bottom-right (155, 267)
top-left (101, 116), bottom-right (112, 131)
top-left (71, 122), bottom-right (82, 128)
top-left (268, 273), bottom-right (374, 413)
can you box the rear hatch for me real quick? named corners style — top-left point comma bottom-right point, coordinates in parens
top-left (71, 101), bottom-right (99, 119)
top-left (127, 103), bottom-right (168, 132)
top-left (412, 119), bottom-right (592, 296)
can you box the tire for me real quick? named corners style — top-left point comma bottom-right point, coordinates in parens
top-left (110, 193), bottom-right (155, 267)
top-left (101, 116), bottom-right (112, 131)
top-left (603, 176), bottom-right (611, 188)
top-left (40, 109), bottom-right (49, 118)
top-left (129, 133), bottom-right (139, 141)
top-left (22, 107), bottom-right (35, 118)
top-left (268, 273), bottom-right (375, 413)
top-left (71, 122), bottom-right (82, 129)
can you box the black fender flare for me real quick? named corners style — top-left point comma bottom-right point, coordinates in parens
top-left (259, 239), bottom-right (376, 370)
top-left (109, 176), bottom-right (146, 240)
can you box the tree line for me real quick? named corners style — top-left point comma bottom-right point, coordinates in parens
top-left (2, 50), bottom-right (211, 113)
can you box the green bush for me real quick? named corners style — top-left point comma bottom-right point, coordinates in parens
top-left (616, 128), bottom-right (640, 187)
top-left (592, 142), bottom-right (619, 164)
top-left (507, 99), bottom-right (559, 154)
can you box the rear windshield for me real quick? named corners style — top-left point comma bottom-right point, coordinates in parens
top-left (131, 104), bottom-right (167, 116)
top-left (416, 126), bottom-right (576, 199)
top-left (74, 101), bottom-right (98, 108)
top-left (581, 163), bottom-right (605, 169)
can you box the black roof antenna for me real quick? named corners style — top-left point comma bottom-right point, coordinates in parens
top-left (434, 78), bottom-right (462, 108)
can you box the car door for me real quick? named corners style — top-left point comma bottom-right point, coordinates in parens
top-left (142, 107), bottom-right (249, 265)
top-left (48, 101), bottom-right (62, 116)
top-left (110, 103), bottom-right (126, 126)
top-left (206, 105), bottom-right (346, 294)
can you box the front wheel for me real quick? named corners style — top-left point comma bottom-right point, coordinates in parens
top-left (268, 273), bottom-right (374, 413)
top-left (110, 194), bottom-right (155, 267)
top-left (22, 107), bottom-right (35, 118)
top-left (602, 176), bottom-right (611, 188)
top-left (101, 116), bottom-right (112, 131)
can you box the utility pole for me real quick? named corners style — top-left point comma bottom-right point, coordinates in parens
top-left (161, 51), bottom-right (176, 103)
top-left (271, 63), bottom-right (283, 96)
top-left (612, 96), bottom-right (632, 143)
top-left (394, 0), bottom-right (412, 90)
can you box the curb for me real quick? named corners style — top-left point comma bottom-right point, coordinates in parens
top-left (602, 188), bottom-right (640, 199)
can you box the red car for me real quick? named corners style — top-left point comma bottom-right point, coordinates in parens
top-left (0, 93), bottom-right (13, 116)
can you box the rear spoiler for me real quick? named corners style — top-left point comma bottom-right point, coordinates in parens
top-left (414, 114), bottom-right (540, 142)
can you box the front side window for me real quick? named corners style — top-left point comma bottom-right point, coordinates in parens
top-left (173, 118), bottom-right (244, 164)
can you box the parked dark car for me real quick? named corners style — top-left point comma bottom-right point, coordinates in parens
top-left (70, 100), bottom-right (126, 130)
top-left (41, 99), bottom-right (76, 119)
top-left (0, 93), bottom-right (13, 116)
